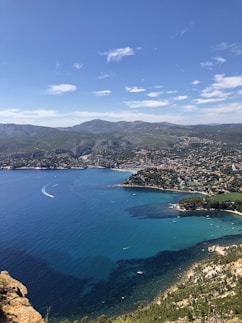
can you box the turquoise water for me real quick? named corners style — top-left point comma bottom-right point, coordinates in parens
top-left (1, 168), bottom-right (242, 319)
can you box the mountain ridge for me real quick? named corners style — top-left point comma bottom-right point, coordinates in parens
top-left (1, 119), bottom-right (242, 135)
top-left (0, 120), bottom-right (242, 169)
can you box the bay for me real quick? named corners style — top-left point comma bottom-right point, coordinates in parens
top-left (0, 168), bottom-right (242, 320)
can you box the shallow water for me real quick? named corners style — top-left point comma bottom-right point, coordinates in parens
top-left (1, 168), bottom-right (242, 319)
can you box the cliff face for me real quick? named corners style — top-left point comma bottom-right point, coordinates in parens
top-left (0, 271), bottom-right (44, 323)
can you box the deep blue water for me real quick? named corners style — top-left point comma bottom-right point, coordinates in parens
top-left (1, 168), bottom-right (242, 320)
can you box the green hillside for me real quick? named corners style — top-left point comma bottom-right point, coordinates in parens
top-left (210, 193), bottom-right (242, 202)
top-left (55, 245), bottom-right (242, 323)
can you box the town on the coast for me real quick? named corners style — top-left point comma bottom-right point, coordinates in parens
top-left (121, 144), bottom-right (241, 196)
top-left (1, 126), bottom-right (241, 211)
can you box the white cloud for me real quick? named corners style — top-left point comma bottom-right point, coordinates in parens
top-left (230, 45), bottom-right (242, 56)
top-left (200, 56), bottom-right (226, 70)
top-left (200, 61), bottom-right (214, 70)
top-left (92, 90), bottom-right (111, 96)
top-left (73, 63), bottom-right (83, 70)
top-left (201, 102), bottom-right (242, 116)
top-left (45, 84), bottom-right (77, 95)
top-left (166, 90), bottom-right (177, 94)
top-left (124, 100), bottom-right (169, 109)
top-left (192, 80), bottom-right (200, 85)
top-left (182, 105), bottom-right (197, 112)
top-left (213, 42), bottom-right (242, 56)
top-left (174, 95), bottom-right (188, 101)
top-left (0, 108), bottom-right (19, 117)
top-left (147, 91), bottom-right (162, 98)
top-left (213, 42), bottom-right (235, 51)
top-left (212, 74), bottom-right (242, 89)
top-left (213, 56), bottom-right (226, 63)
top-left (136, 46), bottom-right (142, 51)
top-left (0, 108), bottom-right (59, 125)
top-left (190, 102), bottom-right (242, 124)
top-left (98, 72), bottom-right (112, 79)
top-left (193, 74), bottom-right (242, 105)
top-left (173, 21), bottom-right (194, 37)
top-left (200, 88), bottom-right (230, 99)
top-left (100, 47), bottom-right (135, 63)
top-left (193, 97), bottom-right (225, 104)
top-left (125, 86), bottom-right (146, 93)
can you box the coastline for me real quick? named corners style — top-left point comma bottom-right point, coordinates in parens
top-left (117, 182), bottom-right (209, 196)
top-left (1, 166), bottom-right (135, 172)
top-left (118, 183), bottom-right (242, 217)
top-left (137, 240), bottom-right (242, 323)
top-left (0, 166), bottom-right (87, 170)
top-left (155, 262), bottom-right (198, 304)
top-left (221, 209), bottom-right (242, 217)
top-left (176, 203), bottom-right (242, 217)
top-left (111, 167), bottom-right (139, 174)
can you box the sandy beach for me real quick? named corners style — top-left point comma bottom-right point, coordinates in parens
top-left (117, 182), bottom-right (209, 195)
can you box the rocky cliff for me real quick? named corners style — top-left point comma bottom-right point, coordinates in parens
top-left (0, 270), bottom-right (44, 323)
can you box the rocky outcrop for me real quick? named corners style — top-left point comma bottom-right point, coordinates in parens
top-left (0, 270), bottom-right (44, 323)
top-left (208, 244), bottom-right (238, 256)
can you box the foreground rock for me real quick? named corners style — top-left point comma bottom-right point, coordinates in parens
top-left (0, 270), bottom-right (44, 323)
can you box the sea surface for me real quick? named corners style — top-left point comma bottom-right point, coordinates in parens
top-left (1, 168), bottom-right (242, 320)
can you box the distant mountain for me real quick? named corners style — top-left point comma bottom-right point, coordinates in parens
top-left (0, 123), bottom-right (59, 137)
top-left (0, 120), bottom-right (242, 155)
top-left (63, 119), bottom-right (180, 133)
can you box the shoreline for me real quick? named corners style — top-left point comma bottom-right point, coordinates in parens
top-left (176, 203), bottom-right (242, 217)
top-left (138, 239), bottom-right (242, 320)
top-left (118, 183), bottom-right (242, 217)
top-left (155, 262), bottom-right (198, 304)
top-left (1, 166), bottom-right (136, 172)
top-left (221, 209), bottom-right (242, 217)
top-left (117, 183), bottom-right (209, 196)
top-left (0, 166), bottom-right (87, 170)
top-left (111, 167), bottom-right (138, 174)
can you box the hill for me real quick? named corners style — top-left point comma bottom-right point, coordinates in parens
top-left (0, 120), bottom-right (242, 169)
top-left (1, 120), bottom-right (242, 152)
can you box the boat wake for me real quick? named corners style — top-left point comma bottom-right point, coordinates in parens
top-left (41, 184), bottom-right (55, 198)
top-left (122, 246), bottom-right (131, 250)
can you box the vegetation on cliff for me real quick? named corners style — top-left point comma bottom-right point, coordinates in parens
top-left (178, 193), bottom-right (242, 214)
top-left (53, 244), bottom-right (242, 323)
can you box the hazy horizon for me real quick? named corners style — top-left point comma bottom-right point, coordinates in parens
top-left (1, 118), bottom-right (242, 129)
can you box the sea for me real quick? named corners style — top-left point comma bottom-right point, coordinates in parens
top-left (1, 168), bottom-right (242, 321)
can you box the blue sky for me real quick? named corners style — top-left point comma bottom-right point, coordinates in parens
top-left (1, 0), bottom-right (242, 127)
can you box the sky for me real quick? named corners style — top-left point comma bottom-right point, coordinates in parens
top-left (1, 0), bottom-right (242, 127)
